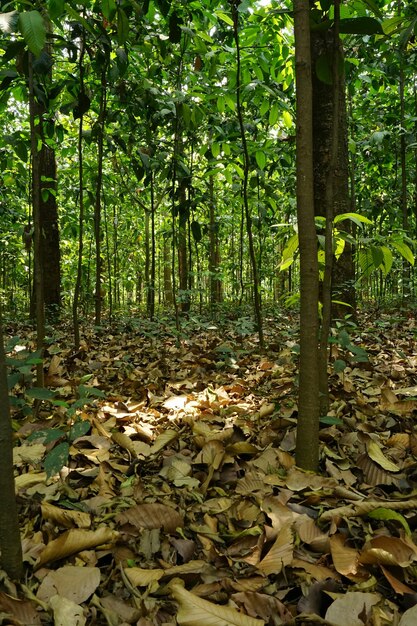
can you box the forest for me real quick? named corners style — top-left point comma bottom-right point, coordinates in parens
top-left (1, 0), bottom-right (417, 624)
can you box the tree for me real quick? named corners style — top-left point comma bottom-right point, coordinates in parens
top-left (293, 0), bottom-right (320, 472)
top-left (0, 304), bottom-right (23, 579)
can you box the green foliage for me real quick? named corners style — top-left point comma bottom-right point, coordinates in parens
top-left (368, 508), bottom-right (411, 536)
top-left (18, 11), bottom-right (46, 57)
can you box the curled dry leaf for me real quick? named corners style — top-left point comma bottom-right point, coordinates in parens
top-left (329, 534), bottom-right (362, 578)
top-left (37, 526), bottom-right (119, 568)
top-left (366, 440), bottom-right (401, 472)
top-left (359, 536), bottom-right (417, 567)
top-left (257, 523), bottom-right (293, 576)
top-left (41, 502), bottom-right (91, 529)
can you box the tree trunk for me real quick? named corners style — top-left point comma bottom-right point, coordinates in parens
top-left (231, 1), bottom-right (264, 346)
top-left (163, 235), bottom-right (173, 305)
top-left (311, 27), bottom-right (354, 318)
top-left (294, 0), bottom-right (320, 472)
top-left (94, 67), bottom-right (107, 326)
top-left (209, 175), bottom-right (222, 307)
top-left (28, 54), bottom-right (45, 389)
top-left (0, 303), bottom-right (23, 579)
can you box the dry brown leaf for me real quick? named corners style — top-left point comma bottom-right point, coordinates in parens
top-left (37, 526), bottom-right (119, 568)
top-left (292, 558), bottom-right (338, 581)
top-left (380, 565), bottom-right (416, 595)
top-left (124, 567), bottom-right (165, 587)
top-left (49, 594), bottom-right (86, 626)
top-left (257, 523), bottom-right (293, 576)
top-left (116, 503), bottom-right (184, 532)
top-left (324, 591), bottom-right (381, 626)
top-left (359, 536), bottom-right (417, 567)
top-left (232, 591), bottom-right (292, 623)
top-left (171, 582), bottom-right (265, 626)
top-left (366, 440), bottom-right (401, 472)
top-left (0, 592), bottom-right (41, 626)
top-left (37, 566), bottom-right (100, 603)
top-left (41, 502), bottom-right (91, 529)
top-left (285, 467), bottom-right (337, 492)
top-left (329, 534), bottom-right (362, 578)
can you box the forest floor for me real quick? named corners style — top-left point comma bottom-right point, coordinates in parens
top-left (2, 308), bottom-right (417, 626)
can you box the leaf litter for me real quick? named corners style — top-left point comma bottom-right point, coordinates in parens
top-left (3, 311), bottom-right (417, 625)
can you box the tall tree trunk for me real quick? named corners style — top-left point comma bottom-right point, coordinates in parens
top-left (28, 54), bottom-right (44, 389)
top-left (209, 175), bottom-right (222, 307)
top-left (178, 180), bottom-right (190, 313)
top-left (149, 172), bottom-right (156, 319)
top-left (94, 67), bottom-right (107, 326)
top-left (73, 31), bottom-right (86, 349)
top-left (0, 303), bottom-right (23, 579)
top-left (163, 235), bottom-right (173, 305)
top-left (294, 0), bottom-right (320, 472)
top-left (231, 0), bottom-right (264, 346)
top-left (311, 27), bottom-right (354, 319)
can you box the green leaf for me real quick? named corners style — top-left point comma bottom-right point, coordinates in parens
top-left (217, 95), bottom-right (225, 114)
top-left (25, 387), bottom-right (56, 400)
top-left (28, 427), bottom-right (65, 444)
top-left (19, 11), bottom-right (46, 57)
top-left (339, 17), bottom-right (383, 35)
top-left (255, 150), bottom-right (266, 170)
top-left (282, 110), bottom-right (293, 129)
top-left (102, 0), bottom-right (117, 22)
top-left (259, 100), bottom-right (269, 117)
top-left (361, 0), bottom-right (383, 19)
top-left (191, 220), bottom-right (202, 243)
top-left (334, 212), bottom-right (373, 226)
top-left (368, 508), bottom-right (411, 536)
top-left (390, 240), bottom-right (415, 266)
top-left (269, 104), bottom-right (279, 126)
top-left (44, 441), bottom-right (69, 477)
top-left (215, 11), bottom-right (234, 27)
top-left (358, 248), bottom-right (374, 278)
top-left (13, 140), bottom-right (28, 162)
top-left (333, 359), bottom-right (347, 373)
top-left (117, 7), bottom-right (129, 45)
top-left (64, 3), bottom-right (96, 36)
top-left (320, 415), bottom-right (344, 425)
top-left (69, 419), bottom-right (91, 442)
top-left (380, 246), bottom-right (393, 275)
top-left (211, 142), bottom-right (220, 158)
top-left (48, 0), bottom-right (64, 20)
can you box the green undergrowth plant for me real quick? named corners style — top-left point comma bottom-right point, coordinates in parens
top-left (5, 336), bottom-right (105, 477)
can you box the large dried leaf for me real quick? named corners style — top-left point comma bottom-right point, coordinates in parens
top-left (359, 536), bottom-right (417, 567)
top-left (0, 592), bottom-right (41, 625)
top-left (171, 583), bottom-right (265, 626)
top-left (330, 534), bottom-right (362, 578)
top-left (49, 594), bottom-right (86, 626)
top-left (41, 502), bottom-right (91, 529)
top-left (257, 523), bottom-right (293, 575)
top-left (37, 527), bottom-right (119, 567)
top-left (37, 566), bottom-right (100, 603)
top-left (116, 503), bottom-right (184, 532)
top-left (325, 592), bottom-right (381, 626)
top-left (366, 440), bottom-right (401, 472)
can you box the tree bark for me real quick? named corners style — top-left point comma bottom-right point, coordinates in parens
top-left (311, 27), bottom-right (354, 318)
top-left (0, 304), bottom-right (23, 579)
top-left (294, 0), bottom-right (320, 472)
